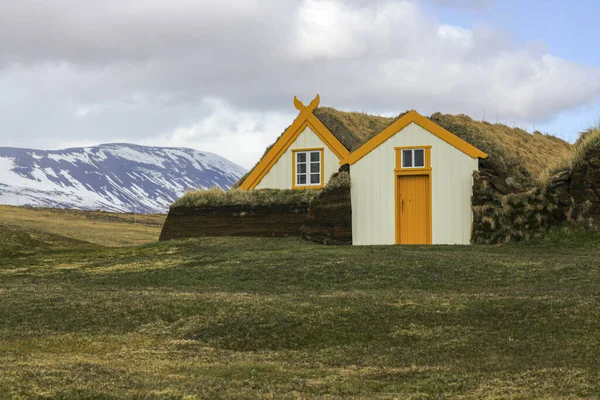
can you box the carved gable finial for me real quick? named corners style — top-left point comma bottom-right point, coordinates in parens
top-left (293, 96), bottom-right (305, 111)
top-left (293, 94), bottom-right (320, 113)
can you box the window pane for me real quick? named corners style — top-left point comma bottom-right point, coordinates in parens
top-left (402, 149), bottom-right (412, 168)
top-left (298, 164), bottom-right (306, 174)
top-left (298, 175), bottom-right (306, 185)
top-left (297, 153), bottom-right (306, 163)
top-left (310, 162), bottom-right (320, 173)
top-left (310, 151), bottom-right (320, 162)
top-left (310, 173), bottom-right (320, 184)
top-left (414, 149), bottom-right (425, 167)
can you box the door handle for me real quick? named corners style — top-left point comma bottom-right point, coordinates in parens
top-left (402, 199), bottom-right (404, 212)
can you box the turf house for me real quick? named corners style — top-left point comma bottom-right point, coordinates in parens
top-left (236, 95), bottom-right (488, 245)
top-left (162, 95), bottom-right (600, 245)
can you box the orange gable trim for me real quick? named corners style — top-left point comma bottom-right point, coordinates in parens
top-left (239, 96), bottom-right (350, 190)
top-left (341, 110), bottom-right (488, 165)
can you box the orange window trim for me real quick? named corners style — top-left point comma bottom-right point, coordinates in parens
top-left (394, 147), bottom-right (433, 245)
top-left (395, 146), bottom-right (432, 171)
top-left (341, 110), bottom-right (488, 166)
top-left (292, 148), bottom-right (324, 190)
top-left (239, 112), bottom-right (349, 190)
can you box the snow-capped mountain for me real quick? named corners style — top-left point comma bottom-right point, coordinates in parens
top-left (0, 143), bottom-right (246, 213)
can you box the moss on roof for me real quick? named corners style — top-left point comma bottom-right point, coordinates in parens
top-left (234, 107), bottom-right (574, 188)
top-left (429, 113), bottom-right (573, 185)
top-left (313, 107), bottom-right (402, 151)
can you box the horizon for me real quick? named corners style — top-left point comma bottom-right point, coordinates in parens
top-left (0, 141), bottom-right (229, 157)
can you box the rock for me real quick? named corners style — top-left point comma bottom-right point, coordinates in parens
top-left (505, 177), bottom-right (521, 190)
top-left (490, 176), bottom-right (513, 194)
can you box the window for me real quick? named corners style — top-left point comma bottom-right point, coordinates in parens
top-left (294, 149), bottom-right (322, 187)
top-left (402, 148), bottom-right (426, 168)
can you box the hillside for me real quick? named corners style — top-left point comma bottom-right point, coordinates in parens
top-left (0, 143), bottom-right (246, 213)
top-left (235, 108), bottom-right (573, 188)
top-left (1, 233), bottom-right (599, 398)
top-left (0, 205), bottom-right (164, 246)
top-left (0, 222), bottom-right (87, 256)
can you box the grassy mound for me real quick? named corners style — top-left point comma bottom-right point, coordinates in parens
top-left (472, 123), bottom-right (600, 244)
top-left (430, 113), bottom-right (573, 185)
top-left (171, 187), bottom-right (320, 209)
top-left (551, 124), bottom-right (600, 176)
top-left (0, 222), bottom-right (88, 256)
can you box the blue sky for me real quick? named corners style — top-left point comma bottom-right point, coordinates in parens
top-left (428, 0), bottom-right (600, 141)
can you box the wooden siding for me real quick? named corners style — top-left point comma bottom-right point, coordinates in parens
top-left (255, 126), bottom-right (341, 190)
top-left (350, 122), bottom-right (479, 245)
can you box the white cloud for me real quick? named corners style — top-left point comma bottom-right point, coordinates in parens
top-left (0, 0), bottom-right (599, 168)
top-left (144, 99), bottom-right (294, 169)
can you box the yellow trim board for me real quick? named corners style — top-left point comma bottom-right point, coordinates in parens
top-left (342, 110), bottom-right (488, 165)
top-left (239, 95), bottom-right (349, 190)
top-left (291, 148), bottom-right (325, 190)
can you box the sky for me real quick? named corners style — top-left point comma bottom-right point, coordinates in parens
top-left (1, 0), bottom-right (600, 169)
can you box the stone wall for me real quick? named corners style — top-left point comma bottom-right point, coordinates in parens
top-left (472, 142), bottom-right (600, 244)
top-left (159, 204), bottom-right (310, 241)
top-left (548, 143), bottom-right (600, 225)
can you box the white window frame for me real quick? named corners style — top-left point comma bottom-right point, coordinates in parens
top-left (294, 150), bottom-right (322, 187)
top-left (401, 148), bottom-right (426, 169)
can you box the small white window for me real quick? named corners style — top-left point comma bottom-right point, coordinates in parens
top-left (402, 148), bottom-right (426, 168)
top-left (296, 150), bottom-right (321, 186)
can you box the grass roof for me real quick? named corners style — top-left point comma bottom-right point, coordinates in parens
top-left (313, 107), bottom-right (402, 152)
top-left (171, 187), bottom-right (319, 209)
top-left (234, 107), bottom-right (574, 188)
top-left (429, 113), bottom-right (573, 185)
top-left (549, 123), bottom-right (600, 176)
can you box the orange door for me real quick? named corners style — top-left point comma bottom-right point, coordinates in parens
top-left (397, 175), bottom-right (430, 244)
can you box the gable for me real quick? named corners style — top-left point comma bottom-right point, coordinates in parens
top-left (254, 125), bottom-right (342, 190)
top-left (239, 96), bottom-right (349, 190)
top-left (341, 110), bottom-right (488, 165)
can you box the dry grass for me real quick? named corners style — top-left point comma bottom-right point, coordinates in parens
top-left (429, 113), bottom-right (574, 185)
top-left (0, 205), bottom-right (164, 246)
top-left (172, 187), bottom-right (320, 208)
top-left (547, 124), bottom-right (600, 177)
top-left (313, 107), bottom-right (402, 151)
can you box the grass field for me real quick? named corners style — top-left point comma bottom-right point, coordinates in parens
top-left (1, 209), bottom-right (600, 398)
top-left (0, 205), bottom-right (164, 246)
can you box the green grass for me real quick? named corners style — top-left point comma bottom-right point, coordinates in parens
top-left (1, 222), bottom-right (600, 398)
